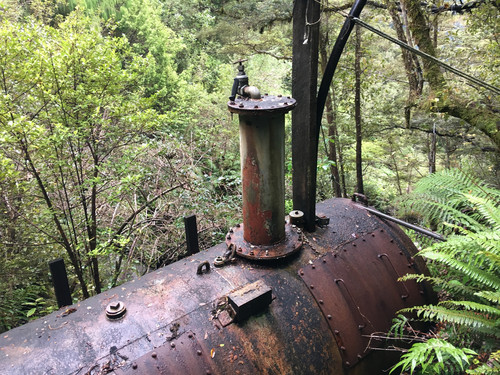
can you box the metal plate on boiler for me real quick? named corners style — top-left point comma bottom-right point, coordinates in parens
top-left (298, 229), bottom-right (426, 368)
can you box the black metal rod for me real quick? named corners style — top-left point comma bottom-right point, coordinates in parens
top-left (49, 258), bottom-right (72, 308)
top-left (184, 215), bottom-right (200, 255)
top-left (355, 204), bottom-right (446, 241)
top-left (316, 0), bottom-right (367, 140)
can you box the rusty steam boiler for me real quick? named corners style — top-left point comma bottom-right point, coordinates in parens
top-left (0, 60), bottom-right (436, 375)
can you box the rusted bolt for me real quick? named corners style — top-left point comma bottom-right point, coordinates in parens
top-left (310, 285), bottom-right (314, 289)
top-left (341, 346), bottom-right (346, 351)
top-left (312, 265), bottom-right (315, 269)
top-left (400, 251), bottom-right (403, 255)
top-left (334, 330), bottom-right (339, 334)
top-left (206, 371), bottom-right (211, 375)
top-left (322, 259), bottom-right (326, 263)
top-left (152, 352), bottom-right (157, 358)
top-left (391, 239), bottom-right (394, 243)
top-left (333, 254), bottom-right (337, 258)
top-left (299, 270), bottom-right (304, 276)
top-left (171, 342), bottom-right (175, 348)
top-left (353, 243), bottom-right (356, 247)
top-left (132, 363), bottom-right (138, 369)
top-left (345, 361), bottom-right (351, 366)
top-left (197, 350), bottom-right (202, 356)
top-left (327, 315), bottom-right (332, 320)
top-left (343, 248), bottom-right (347, 252)
top-left (371, 233), bottom-right (375, 237)
top-left (238, 247), bottom-right (242, 252)
top-left (319, 300), bottom-right (324, 304)
top-left (357, 354), bottom-right (363, 359)
top-left (265, 250), bottom-right (269, 256)
top-left (358, 324), bottom-right (365, 330)
top-left (188, 333), bottom-right (193, 338)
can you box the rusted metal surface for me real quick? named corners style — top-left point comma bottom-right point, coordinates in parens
top-left (238, 110), bottom-right (286, 245)
top-left (0, 198), bottom-right (436, 375)
top-left (298, 228), bottom-right (428, 368)
top-left (226, 222), bottom-right (302, 260)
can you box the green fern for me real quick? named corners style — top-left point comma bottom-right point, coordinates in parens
top-left (390, 338), bottom-right (477, 375)
top-left (391, 169), bottom-right (500, 375)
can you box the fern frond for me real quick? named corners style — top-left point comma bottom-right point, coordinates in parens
top-left (474, 291), bottom-right (500, 304)
top-left (464, 194), bottom-right (500, 231)
top-left (422, 251), bottom-right (500, 291)
top-left (439, 300), bottom-right (500, 317)
top-left (400, 273), bottom-right (477, 298)
top-left (401, 305), bottom-right (500, 337)
top-left (390, 338), bottom-right (476, 375)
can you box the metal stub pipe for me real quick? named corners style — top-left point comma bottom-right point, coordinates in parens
top-left (105, 301), bottom-right (127, 321)
top-left (289, 210), bottom-right (305, 226)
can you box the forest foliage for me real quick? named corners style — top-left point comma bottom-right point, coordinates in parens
top-left (0, 3), bottom-right (498, 367)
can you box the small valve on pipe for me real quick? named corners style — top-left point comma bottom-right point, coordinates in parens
top-left (229, 59), bottom-right (261, 101)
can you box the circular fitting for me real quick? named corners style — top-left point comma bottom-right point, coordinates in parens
top-left (214, 256), bottom-right (226, 267)
top-left (289, 210), bottom-right (305, 226)
top-left (226, 222), bottom-right (302, 260)
top-left (106, 301), bottom-right (127, 320)
top-left (228, 95), bottom-right (296, 116)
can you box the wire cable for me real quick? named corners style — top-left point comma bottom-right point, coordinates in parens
top-left (351, 16), bottom-right (500, 96)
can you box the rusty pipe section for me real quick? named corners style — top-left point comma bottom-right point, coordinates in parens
top-left (239, 112), bottom-right (285, 244)
top-left (228, 95), bottom-right (296, 250)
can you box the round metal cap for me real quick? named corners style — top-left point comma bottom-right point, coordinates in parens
top-left (106, 301), bottom-right (127, 320)
top-left (228, 94), bottom-right (296, 115)
top-left (289, 210), bottom-right (305, 226)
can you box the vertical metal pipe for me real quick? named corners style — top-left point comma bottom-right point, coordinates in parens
top-left (239, 113), bottom-right (285, 245)
top-left (292, 0), bottom-right (320, 232)
top-left (49, 258), bottom-right (72, 308)
top-left (184, 215), bottom-right (200, 255)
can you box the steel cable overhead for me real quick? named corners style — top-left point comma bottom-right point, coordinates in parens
top-left (351, 16), bottom-right (500, 96)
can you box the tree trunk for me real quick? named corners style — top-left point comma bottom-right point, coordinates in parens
top-left (429, 123), bottom-right (437, 174)
top-left (401, 0), bottom-right (500, 150)
top-left (355, 25), bottom-right (364, 195)
top-left (326, 91), bottom-right (342, 197)
top-left (385, 0), bottom-right (423, 126)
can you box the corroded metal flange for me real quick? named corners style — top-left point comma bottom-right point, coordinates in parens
top-left (228, 94), bottom-right (297, 115)
top-left (226, 222), bottom-right (302, 260)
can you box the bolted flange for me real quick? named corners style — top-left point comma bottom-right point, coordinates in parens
top-left (226, 221), bottom-right (302, 261)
